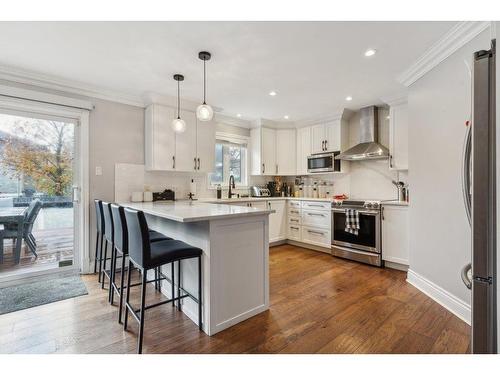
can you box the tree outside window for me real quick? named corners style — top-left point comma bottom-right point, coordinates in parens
top-left (209, 140), bottom-right (247, 187)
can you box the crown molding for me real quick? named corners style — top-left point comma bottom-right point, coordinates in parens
top-left (398, 21), bottom-right (491, 87)
top-left (296, 108), bottom-right (347, 128)
top-left (214, 113), bottom-right (252, 129)
top-left (380, 91), bottom-right (408, 106)
top-left (0, 63), bottom-right (145, 107)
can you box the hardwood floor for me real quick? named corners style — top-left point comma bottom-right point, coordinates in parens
top-left (0, 244), bottom-right (471, 354)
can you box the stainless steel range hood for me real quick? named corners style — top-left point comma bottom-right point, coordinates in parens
top-left (335, 106), bottom-right (389, 161)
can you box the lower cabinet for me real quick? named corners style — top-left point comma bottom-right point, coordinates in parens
top-left (381, 205), bottom-right (409, 265)
top-left (268, 200), bottom-right (286, 242)
top-left (301, 226), bottom-right (331, 248)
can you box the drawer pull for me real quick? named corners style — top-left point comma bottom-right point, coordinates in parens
top-left (306, 204), bottom-right (325, 208)
top-left (307, 229), bottom-right (325, 236)
top-left (290, 218), bottom-right (299, 222)
top-left (290, 226), bottom-right (299, 230)
top-left (307, 213), bottom-right (325, 217)
top-left (290, 210), bottom-right (299, 214)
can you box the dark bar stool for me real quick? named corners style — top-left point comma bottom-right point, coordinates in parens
top-left (123, 208), bottom-right (203, 354)
top-left (93, 200), bottom-right (106, 282)
top-left (109, 204), bottom-right (173, 323)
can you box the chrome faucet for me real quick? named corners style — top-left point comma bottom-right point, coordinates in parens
top-left (228, 175), bottom-right (237, 199)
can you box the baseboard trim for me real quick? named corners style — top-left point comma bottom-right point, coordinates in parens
top-left (407, 269), bottom-right (471, 325)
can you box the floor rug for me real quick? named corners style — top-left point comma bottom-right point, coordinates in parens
top-left (0, 275), bottom-right (88, 315)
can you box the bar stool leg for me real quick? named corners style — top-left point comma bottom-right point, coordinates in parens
top-left (171, 262), bottom-right (175, 307)
top-left (137, 269), bottom-right (147, 354)
top-left (158, 266), bottom-right (162, 293)
top-left (124, 259), bottom-right (133, 331)
top-left (198, 255), bottom-right (202, 331)
top-left (118, 251), bottom-right (126, 324)
top-left (98, 233), bottom-right (104, 283)
top-left (109, 244), bottom-right (117, 304)
top-left (177, 261), bottom-right (182, 311)
top-left (94, 232), bottom-right (99, 274)
top-left (101, 240), bottom-right (108, 289)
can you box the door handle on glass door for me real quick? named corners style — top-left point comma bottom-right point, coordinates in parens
top-left (72, 186), bottom-right (80, 203)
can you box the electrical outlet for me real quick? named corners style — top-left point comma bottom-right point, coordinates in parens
top-left (95, 166), bottom-right (102, 176)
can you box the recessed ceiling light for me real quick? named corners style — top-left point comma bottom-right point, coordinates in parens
top-left (284, 115), bottom-right (289, 120)
top-left (364, 49), bottom-right (377, 57)
top-left (236, 113), bottom-right (242, 118)
top-left (269, 91), bottom-right (277, 96)
top-left (345, 96), bottom-right (353, 101)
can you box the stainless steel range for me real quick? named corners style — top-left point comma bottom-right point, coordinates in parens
top-left (331, 199), bottom-right (382, 267)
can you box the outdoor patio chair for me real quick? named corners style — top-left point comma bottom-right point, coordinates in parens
top-left (3, 199), bottom-right (43, 258)
top-left (23, 199), bottom-right (42, 257)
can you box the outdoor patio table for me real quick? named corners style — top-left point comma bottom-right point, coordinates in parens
top-left (0, 207), bottom-right (28, 264)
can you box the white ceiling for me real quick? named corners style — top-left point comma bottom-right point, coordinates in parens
top-left (0, 21), bottom-right (455, 121)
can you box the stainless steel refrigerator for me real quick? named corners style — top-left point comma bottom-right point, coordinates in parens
top-left (461, 39), bottom-right (497, 354)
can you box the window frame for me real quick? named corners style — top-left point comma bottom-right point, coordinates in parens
top-left (208, 132), bottom-right (250, 189)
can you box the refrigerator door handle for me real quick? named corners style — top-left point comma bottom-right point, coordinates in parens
top-left (461, 262), bottom-right (472, 290)
top-left (461, 124), bottom-right (472, 226)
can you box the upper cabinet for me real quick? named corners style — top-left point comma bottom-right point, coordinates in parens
top-left (388, 99), bottom-right (409, 170)
top-left (296, 126), bottom-right (311, 175)
top-left (145, 104), bottom-right (176, 171)
top-left (276, 129), bottom-right (296, 175)
top-left (145, 104), bottom-right (215, 173)
top-left (310, 119), bottom-right (347, 154)
top-left (250, 127), bottom-right (296, 176)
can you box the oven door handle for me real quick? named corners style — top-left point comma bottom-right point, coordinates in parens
top-left (331, 208), bottom-right (379, 216)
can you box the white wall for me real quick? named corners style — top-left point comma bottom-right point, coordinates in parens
top-left (407, 29), bottom-right (491, 312)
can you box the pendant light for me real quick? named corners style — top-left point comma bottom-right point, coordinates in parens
top-left (171, 74), bottom-right (186, 133)
top-left (196, 51), bottom-right (214, 121)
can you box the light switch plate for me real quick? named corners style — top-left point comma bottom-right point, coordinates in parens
top-left (95, 166), bottom-right (102, 176)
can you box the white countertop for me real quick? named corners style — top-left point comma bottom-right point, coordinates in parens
top-left (119, 201), bottom-right (273, 223)
top-left (200, 196), bottom-right (334, 203)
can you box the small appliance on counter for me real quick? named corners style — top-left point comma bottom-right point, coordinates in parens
top-left (153, 189), bottom-right (175, 202)
top-left (250, 185), bottom-right (271, 198)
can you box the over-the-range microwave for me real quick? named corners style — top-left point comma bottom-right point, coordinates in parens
top-left (307, 151), bottom-right (341, 173)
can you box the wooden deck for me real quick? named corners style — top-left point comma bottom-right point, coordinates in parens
top-left (0, 244), bottom-right (471, 354)
top-left (0, 227), bottom-right (73, 277)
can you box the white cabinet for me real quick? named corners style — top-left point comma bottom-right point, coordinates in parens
top-left (145, 104), bottom-right (176, 171)
top-left (261, 127), bottom-right (276, 175)
top-left (310, 119), bottom-right (348, 155)
top-left (268, 200), bottom-right (286, 242)
top-left (311, 124), bottom-right (326, 154)
top-left (301, 226), bottom-right (331, 248)
top-left (175, 110), bottom-right (198, 172)
top-left (145, 104), bottom-right (215, 173)
top-left (296, 126), bottom-right (311, 175)
top-left (276, 129), bottom-right (296, 175)
top-left (250, 127), bottom-right (296, 176)
top-left (389, 101), bottom-right (409, 170)
top-left (196, 118), bottom-right (215, 173)
top-left (382, 205), bottom-right (409, 265)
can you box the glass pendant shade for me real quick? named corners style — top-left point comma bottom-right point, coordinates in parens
top-left (196, 103), bottom-right (214, 121)
top-left (171, 117), bottom-right (186, 133)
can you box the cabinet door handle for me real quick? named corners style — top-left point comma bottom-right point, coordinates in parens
top-left (198, 158), bottom-right (201, 170)
top-left (389, 154), bottom-right (393, 168)
top-left (307, 229), bottom-right (324, 236)
top-left (194, 157), bottom-right (197, 170)
top-left (172, 156), bottom-right (175, 169)
top-left (325, 140), bottom-right (328, 150)
top-left (262, 163), bottom-right (265, 174)
top-left (321, 140), bottom-right (325, 151)
top-left (381, 206), bottom-right (385, 220)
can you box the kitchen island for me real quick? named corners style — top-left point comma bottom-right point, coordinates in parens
top-left (120, 201), bottom-right (273, 336)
